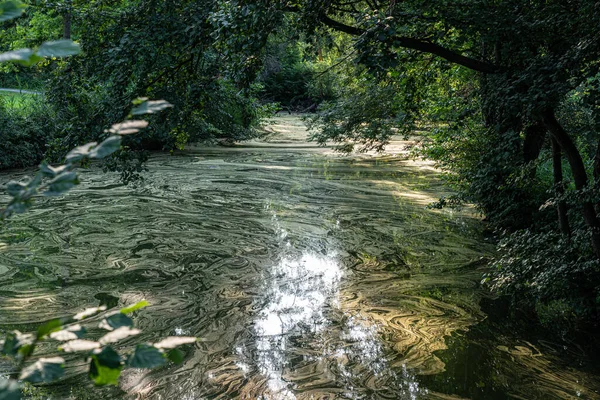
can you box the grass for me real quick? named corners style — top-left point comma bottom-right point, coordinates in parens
top-left (0, 90), bottom-right (40, 112)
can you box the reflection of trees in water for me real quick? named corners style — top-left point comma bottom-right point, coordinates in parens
top-left (417, 311), bottom-right (600, 400)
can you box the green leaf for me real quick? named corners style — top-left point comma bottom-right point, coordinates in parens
top-left (127, 344), bottom-right (166, 369)
top-left (36, 40), bottom-right (80, 58)
top-left (167, 348), bottom-right (184, 364)
top-left (108, 120), bottom-right (148, 135)
top-left (20, 357), bottom-right (65, 384)
top-left (99, 313), bottom-right (133, 331)
top-left (60, 339), bottom-right (100, 353)
top-left (0, 1), bottom-right (26, 22)
top-left (1, 331), bottom-right (34, 358)
top-left (0, 379), bottom-right (20, 400)
top-left (89, 347), bottom-right (122, 386)
top-left (0, 49), bottom-right (32, 63)
top-left (40, 162), bottom-right (68, 178)
top-left (99, 327), bottom-right (141, 345)
top-left (153, 337), bottom-right (197, 350)
top-left (120, 300), bottom-right (149, 314)
top-left (0, 49), bottom-right (42, 66)
top-left (6, 182), bottom-right (26, 197)
top-left (36, 319), bottom-right (63, 339)
top-left (44, 171), bottom-right (78, 197)
top-left (65, 142), bottom-right (97, 163)
top-left (132, 100), bottom-right (173, 115)
top-left (49, 325), bottom-right (86, 341)
top-left (89, 136), bottom-right (121, 159)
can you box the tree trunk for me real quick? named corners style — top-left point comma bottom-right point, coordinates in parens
top-left (593, 139), bottom-right (600, 215)
top-left (63, 0), bottom-right (72, 40)
top-left (551, 137), bottom-right (571, 236)
top-left (543, 108), bottom-right (600, 257)
top-left (523, 122), bottom-right (546, 164)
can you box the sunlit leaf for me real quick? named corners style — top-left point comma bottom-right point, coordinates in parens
top-left (36, 40), bottom-right (80, 58)
top-left (131, 100), bottom-right (173, 115)
top-left (89, 136), bottom-right (121, 159)
top-left (0, 49), bottom-right (32, 63)
top-left (60, 340), bottom-right (100, 353)
top-left (20, 357), bottom-right (64, 384)
top-left (36, 319), bottom-right (63, 339)
top-left (49, 325), bottom-right (85, 341)
top-left (99, 327), bottom-right (141, 345)
top-left (120, 300), bottom-right (149, 314)
top-left (40, 162), bottom-right (68, 178)
top-left (108, 120), bottom-right (149, 135)
top-left (89, 347), bottom-right (122, 386)
top-left (73, 305), bottom-right (106, 321)
top-left (153, 337), bottom-right (197, 350)
top-left (65, 142), bottom-right (97, 163)
top-left (127, 344), bottom-right (165, 369)
top-left (0, 49), bottom-right (43, 66)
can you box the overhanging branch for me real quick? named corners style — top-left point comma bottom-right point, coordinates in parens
top-left (319, 14), bottom-right (501, 74)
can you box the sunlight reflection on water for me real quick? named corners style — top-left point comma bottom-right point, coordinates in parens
top-left (0, 117), bottom-right (599, 399)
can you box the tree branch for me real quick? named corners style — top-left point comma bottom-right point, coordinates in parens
top-left (318, 14), bottom-right (501, 74)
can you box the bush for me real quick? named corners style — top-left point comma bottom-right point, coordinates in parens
top-left (0, 98), bottom-right (58, 169)
top-left (485, 229), bottom-right (600, 336)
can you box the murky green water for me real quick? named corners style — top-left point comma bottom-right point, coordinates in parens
top-left (0, 117), bottom-right (599, 399)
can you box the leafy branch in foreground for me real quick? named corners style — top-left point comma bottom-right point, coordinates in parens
top-left (0, 0), bottom-right (172, 219)
top-left (0, 301), bottom-right (197, 398)
top-left (0, 97), bottom-right (172, 219)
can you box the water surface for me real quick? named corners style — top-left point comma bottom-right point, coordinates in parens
top-left (0, 116), bottom-right (598, 399)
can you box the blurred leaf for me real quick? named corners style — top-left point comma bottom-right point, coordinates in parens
top-left (0, 49), bottom-right (32, 62)
top-left (120, 300), bottom-right (149, 314)
top-left (44, 171), bottom-right (78, 197)
top-left (99, 313), bottom-right (133, 331)
top-left (0, 1), bottom-right (26, 22)
top-left (127, 344), bottom-right (166, 369)
top-left (132, 100), bottom-right (173, 115)
top-left (65, 142), bottom-right (97, 163)
top-left (153, 337), bottom-right (197, 350)
top-left (0, 49), bottom-right (43, 66)
top-left (167, 348), bottom-right (184, 364)
top-left (131, 97), bottom-right (148, 106)
top-left (89, 136), bottom-right (121, 159)
top-left (60, 340), bottom-right (100, 353)
top-left (99, 327), bottom-right (141, 345)
top-left (1, 331), bottom-right (34, 358)
top-left (36, 40), bottom-right (80, 57)
top-left (108, 120), bottom-right (148, 135)
top-left (73, 305), bottom-right (107, 321)
top-left (40, 162), bottom-right (68, 178)
top-left (89, 347), bottom-right (122, 386)
top-left (49, 325), bottom-right (86, 341)
top-left (0, 378), bottom-right (20, 400)
top-left (36, 319), bottom-right (63, 339)
top-left (20, 357), bottom-right (64, 384)
top-left (6, 182), bottom-right (26, 197)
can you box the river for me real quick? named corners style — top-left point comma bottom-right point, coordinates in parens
top-left (0, 115), bottom-right (598, 399)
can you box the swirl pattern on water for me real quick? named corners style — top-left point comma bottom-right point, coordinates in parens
top-left (0, 116), bottom-right (598, 399)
